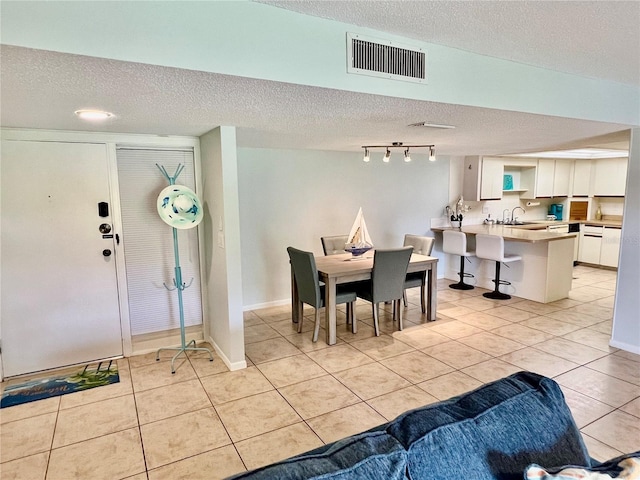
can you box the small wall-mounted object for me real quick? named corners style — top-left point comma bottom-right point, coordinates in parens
top-left (98, 202), bottom-right (109, 217)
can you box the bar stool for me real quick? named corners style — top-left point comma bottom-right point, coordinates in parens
top-left (443, 230), bottom-right (475, 290)
top-left (475, 234), bottom-right (521, 300)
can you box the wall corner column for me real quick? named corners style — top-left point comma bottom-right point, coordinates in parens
top-left (199, 126), bottom-right (246, 370)
top-left (610, 128), bottom-right (640, 354)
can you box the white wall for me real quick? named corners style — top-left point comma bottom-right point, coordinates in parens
top-left (611, 128), bottom-right (640, 354)
top-left (199, 127), bottom-right (246, 370)
top-left (2, 1), bottom-right (638, 126)
top-left (237, 148), bottom-right (450, 308)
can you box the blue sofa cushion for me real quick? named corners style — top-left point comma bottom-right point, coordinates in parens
top-left (226, 430), bottom-right (407, 480)
top-left (386, 371), bottom-right (590, 480)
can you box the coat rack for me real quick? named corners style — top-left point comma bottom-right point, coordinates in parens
top-left (155, 163), bottom-right (213, 373)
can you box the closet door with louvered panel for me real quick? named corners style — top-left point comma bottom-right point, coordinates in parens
top-left (117, 147), bottom-right (203, 336)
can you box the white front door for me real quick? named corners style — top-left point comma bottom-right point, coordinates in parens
top-left (1, 140), bottom-right (123, 377)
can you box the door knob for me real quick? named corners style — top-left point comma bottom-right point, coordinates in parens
top-left (102, 249), bottom-right (112, 257)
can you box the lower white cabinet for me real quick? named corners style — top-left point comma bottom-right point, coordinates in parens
top-left (578, 225), bottom-right (621, 267)
top-left (600, 227), bottom-right (622, 267)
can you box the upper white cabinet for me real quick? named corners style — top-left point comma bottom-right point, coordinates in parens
top-left (463, 155), bottom-right (627, 202)
top-left (463, 156), bottom-right (502, 201)
top-left (534, 159), bottom-right (572, 197)
top-left (463, 156), bottom-right (536, 201)
top-left (553, 159), bottom-right (573, 197)
top-left (535, 159), bottom-right (555, 197)
top-left (572, 160), bottom-right (592, 196)
top-left (592, 157), bottom-right (628, 196)
top-left (480, 157), bottom-right (504, 200)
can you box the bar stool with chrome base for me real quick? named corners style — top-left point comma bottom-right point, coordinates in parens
top-left (475, 234), bottom-right (522, 300)
top-left (443, 230), bottom-right (475, 290)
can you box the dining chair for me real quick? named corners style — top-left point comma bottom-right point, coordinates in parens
top-left (355, 246), bottom-right (413, 336)
top-left (287, 246), bottom-right (357, 341)
top-left (321, 235), bottom-right (349, 256)
top-left (402, 234), bottom-right (435, 312)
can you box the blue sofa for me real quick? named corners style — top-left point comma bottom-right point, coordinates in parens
top-left (228, 371), bottom-right (607, 480)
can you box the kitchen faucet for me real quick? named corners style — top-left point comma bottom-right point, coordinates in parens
top-left (511, 206), bottom-right (526, 224)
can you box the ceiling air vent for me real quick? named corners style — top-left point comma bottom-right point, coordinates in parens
top-left (347, 32), bottom-right (426, 83)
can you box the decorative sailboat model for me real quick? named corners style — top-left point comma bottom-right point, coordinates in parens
top-left (155, 164), bottom-right (214, 373)
top-left (345, 207), bottom-right (374, 259)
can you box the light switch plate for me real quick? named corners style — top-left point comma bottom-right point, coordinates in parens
top-left (482, 206), bottom-right (489, 214)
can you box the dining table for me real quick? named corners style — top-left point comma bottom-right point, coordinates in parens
top-left (291, 252), bottom-right (439, 345)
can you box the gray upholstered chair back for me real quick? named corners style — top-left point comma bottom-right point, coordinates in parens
top-left (371, 247), bottom-right (413, 303)
top-left (321, 235), bottom-right (349, 255)
top-left (287, 247), bottom-right (322, 308)
top-left (403, 235), bottom-right (435, 256)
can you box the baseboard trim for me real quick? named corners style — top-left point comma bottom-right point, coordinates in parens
top-left (609, 339), bottom-right (640, 355)
top-left (207, 335), bottom-right (247, 371)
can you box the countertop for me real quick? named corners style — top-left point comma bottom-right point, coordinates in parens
top-left (505, 220), bottom-right (622, 229)
top-left (578, 220), bottom-right (623, 227)
top-left (431, 224), bottom-right (578, 243)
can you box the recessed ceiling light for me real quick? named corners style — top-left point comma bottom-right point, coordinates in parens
top-left (75, 109), bottom-right (114, 121)
top-left (408, 122), bottom-right (456, 129)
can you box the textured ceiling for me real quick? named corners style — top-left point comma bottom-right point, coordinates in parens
top-left (259, 0), bottom-right (640, 87)
top-left (1, 1), bottom-right (638, 155)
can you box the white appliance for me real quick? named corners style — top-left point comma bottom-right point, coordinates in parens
top-left (546, 224), bottom-right (569, 233)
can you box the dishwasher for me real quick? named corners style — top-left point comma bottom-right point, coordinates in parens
top-left (580, 225), bottom-right (604, 264)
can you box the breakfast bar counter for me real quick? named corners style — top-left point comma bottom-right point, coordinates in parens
top-left (432, 225), bottom-right (577, 303)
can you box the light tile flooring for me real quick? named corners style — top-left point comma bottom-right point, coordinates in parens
top-left (2, 265), bottom-right (639, 479)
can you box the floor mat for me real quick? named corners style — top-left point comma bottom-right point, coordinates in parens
top-left (1, 361), bottom-right (119, 408)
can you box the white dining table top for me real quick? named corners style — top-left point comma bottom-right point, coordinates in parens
top-left (315, 252), bottom-right (437, 277)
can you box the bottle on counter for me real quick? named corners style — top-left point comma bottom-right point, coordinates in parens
top-left (595, 204), bottom-right (602, 220)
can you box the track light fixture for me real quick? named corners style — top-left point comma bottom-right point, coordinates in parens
top-left (361, 142), bottom-right (436, 163)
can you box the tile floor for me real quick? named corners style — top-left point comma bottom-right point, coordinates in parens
top-left (1, 265), bottom-right (639, 479)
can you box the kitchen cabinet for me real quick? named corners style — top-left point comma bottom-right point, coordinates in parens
top-left (481, 157), bottom-right (504, 200)
top-left (572, 160), bottom-right (592, 196)
top-left (535, 159), bottom-right (555, 197)
top-left (579, 225), bottom-right (603, 264)
top-left (592, 157), bottom-right (628, 196)
top-left (463, 156), bottom-right (536, 201)
top-left (553, 159), bottom-right (573, 197)
top-left (505, 163), bottom-right (536, 199)
top-left (600, 227), bottom-right (621, 267)
top-left (535, 159), bottom-right (572, 197)
top-left (463, 156), bottom-right (503, 201)
top-left (578, 224), bottom-right (621, 267)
